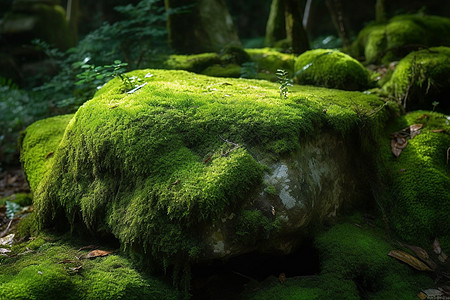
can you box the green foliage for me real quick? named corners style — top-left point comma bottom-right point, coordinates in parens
top-left (294, 49), bottom-right (371, 91)
top-left (276, 69), bottom-right (292, 99)
top-left (0, 193), bottom-right (33, 207)
top-left (240, 62), bottom-right (258, 79)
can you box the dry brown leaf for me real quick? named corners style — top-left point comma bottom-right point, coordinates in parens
top-left (417, 291), bottom-right (427, 300)
top-left (417, 114), bottom-right (430, 120)
top-left (400, 243), bottom-right (437, 270)
top-left (433, 238), bottom-right (442, 255)
top-left (438, 252), bottom-right (448, 263)
top-left (68, 265), bottom-right (82, 272)
top-left (86, 249), bottom-right (113, 259)
top-left (388, 250), bottom-right (432, 271)
top-left (77, 245), bottom-right (97, 251)
top-left (391, 138), bottom-right (408, 157)
top-left (431, 129), bottom-right (446, 133)
top-left (409, 124), bottom-right (423, 139)
top-left (278, 273), bottom-right (286, 284)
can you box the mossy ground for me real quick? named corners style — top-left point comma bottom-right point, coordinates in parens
top-left (376, 111), bottom-right (450, 246)
top-left (20, 69), bottom-right (390, 286)
top-left (0, 232), bottom-right (179, 300)
top-left (294, 49), bottom-right (371, 91)
top-left (351, 14), bottom-right (450, 64)
top-left (383, 47), bottom-right (450, 112)
top-left (242, 218), bottom-right (433, 300)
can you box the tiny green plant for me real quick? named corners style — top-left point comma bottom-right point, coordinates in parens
top-left (432, 101), bottom-right (439, 111)
top-left (276, 69), bottom-right (292, 99)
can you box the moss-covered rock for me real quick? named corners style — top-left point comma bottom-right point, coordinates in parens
top-left (382, 47), bottom-right (450, 112)
top-left (152, 48), bottom-right (295, 81)
top-left (242, 220), bottom-right (432, 299)
top-left (0, 235), bottom-right (179, 299)
top-left (351, 14), bottom-right (450, 64)
top-left (19, 114), bottom-right (73, 192)
top-left (376, 111), bottom-right (450, 245)
top-left (20, 69), bottom-right (390, 284)
top-left (294, 49), bottom-right (371, 91)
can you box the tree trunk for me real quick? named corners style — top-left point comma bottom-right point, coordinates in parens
top-left (265, 0), bottom-right (286, 46)
top-left (66, 0), bottom-right (79, 45)
top-left (165, 0), bottom-right (241, 54)
top-left (375, 0), bottom-right (387, 23)
top-left (325, 0), bottom-right (350, 48)
top-left (284, 0), bottom-right (310, 54)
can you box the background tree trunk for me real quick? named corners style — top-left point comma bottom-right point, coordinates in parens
top-left (325, 0), bottom-right (350, 48)
top-left (284, 0), bottom-right (310, 54)
top-left (375, 0), bottom-right (387, 22)
top-left (66, 0), bottom-right (79, 45)
top-left (165, 0), bottom-right (241, 54)
top-left (265, 0), bottom-right (286, 46)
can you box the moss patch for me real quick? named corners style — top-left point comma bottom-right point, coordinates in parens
top-left (19, 114), bottom-right (73, 192)
top-left (21, 69), bottom-right (389, 284)
top-left (383, 47), bottom-right (450, 112)
top-left (0, 193), bottom-right (32, 206)
top-left (376, 111), bottom-right (450, 244)
top-left (294, 49), bottom-right (371, 91)
top-left (0, 235), bottom-right (179, 300)
top-left (351, 14), bottom-right (450, 64)
top-left (242, 219), bottom-right (432, 299)
top-left (152, 48), bottom-right (295, 81)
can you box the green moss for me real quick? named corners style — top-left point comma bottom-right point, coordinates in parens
top-left (376, 111), bottom-right (450, 244)
top-left (316, 221), bottom-right (432, 298)
top-left (157, 48), bottom-right (295, 81)
top-left (0, 237), bottom-right (179, 300)
top-left (383, 47), bottom-right (450, 112)
top-left (201, 64), bottom-right (242, 78)
top-left (235, 210), bottom-right (280, 244)
top-left (162, 53), bottom-right (221, 73)
top-left (16, 212), bottom-right (39, 239)
top-left (294, 49), bottom-right (371, 91)
top-left (21, 69), bottom-right (389, 285)
top-left (19, 114), bottom-right (73, 192)
top-left (351, 14), bottom-right (450, 64)
top-left (0, 193), bottom-right (32, 206)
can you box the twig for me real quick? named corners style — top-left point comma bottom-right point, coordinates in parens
top-left (219, 136), bottom-right (240, 157)
top-left (0, 219), bottom-right (13, 238)
top-left (447, 147), bottom-right (450, 164)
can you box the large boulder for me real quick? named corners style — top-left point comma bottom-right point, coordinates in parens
top-left (351, 14), bottom-right (450, 64)
top-left (20, 70), bottom-right (389, 269)
top-left (294, 49), bottom-right (371, 91)
top-left (382, 47), bottom-right (450, 112)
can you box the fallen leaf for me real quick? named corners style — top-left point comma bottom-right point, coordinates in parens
top-left (69, 265), bottom-right (82, 272)
top-left (409, 124), bottom-right (423, 139)
top-left (86, 249), bottom-right (113, 259)
top-left (417, 291), bottom-right (427, 300)
top-left (0, 233), bottom-right (14, 246)
top-left (431, 129), bottom-right (446, 133)
top-left (388, 249), bottom-right (432, 271)
top-left (45, 152), bottom-right (54, 159)
top-left (433, 238), bottom-right (442, 255)
top-left (77, 245), bottom-right (97, 251)
top-left (391, 138), bottom-right (408, 157)
top-left (400, 243), bottom-right (437, 270)
top-left (422, 289), bottom-right (446, 298)
top-left (278, 273), bottom-right (286, 284)
top-left (438, 252), bottom-right (448, 263)
top-left (7, 175), bottom-right (17, 185)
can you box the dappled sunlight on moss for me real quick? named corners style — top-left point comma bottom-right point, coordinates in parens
top-left (376, 111), bottom-right (450, 244)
